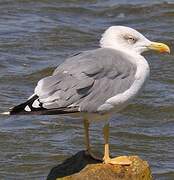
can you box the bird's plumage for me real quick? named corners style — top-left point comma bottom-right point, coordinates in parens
top-left (8, 25), bottom-right (169, 117)
top-left (5, 25), bottom-right (170, 165)
top-left (10, 48), bottom-right (137, 115)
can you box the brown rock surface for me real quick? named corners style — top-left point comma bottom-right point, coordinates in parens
top-left (47, 151), bottom-right (152, 180)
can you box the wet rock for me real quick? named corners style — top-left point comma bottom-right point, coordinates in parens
top-left (47, 151), bottom-right (152, 180)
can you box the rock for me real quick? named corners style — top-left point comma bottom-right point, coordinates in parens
top-left (47, 151), bottom-right (152, 180)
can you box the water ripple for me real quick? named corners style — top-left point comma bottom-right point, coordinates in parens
top-left (0, 1), bottom-right (173, 179)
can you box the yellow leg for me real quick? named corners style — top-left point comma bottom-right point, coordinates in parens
top-left (103, 123), bottom-right (110, 162)
top-left (103, 123), bottom-right (131, 165)
top-left (83, 119), bottom-right (90, 152)
top-left (83, 119), bottom-right (102, 161)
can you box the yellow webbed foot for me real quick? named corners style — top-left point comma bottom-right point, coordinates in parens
top-left (104, 156), bottom-right (132, 165)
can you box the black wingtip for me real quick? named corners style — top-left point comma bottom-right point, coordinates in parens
top-left (9, 95), bottom-right (39, 115)
top-left (8, 95), bottom-right (79, 115)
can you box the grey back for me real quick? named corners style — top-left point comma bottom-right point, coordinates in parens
top-left (34, 48), bottom-right (137, 113)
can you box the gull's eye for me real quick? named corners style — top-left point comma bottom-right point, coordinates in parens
top-left (124, 35), bottom-right (137, 44)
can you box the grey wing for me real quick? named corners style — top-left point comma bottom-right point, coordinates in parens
top-left (33, 48), bottom-right (136, 113)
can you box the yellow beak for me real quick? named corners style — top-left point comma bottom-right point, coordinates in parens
top-left (148, 42), bottom-right (170, 53)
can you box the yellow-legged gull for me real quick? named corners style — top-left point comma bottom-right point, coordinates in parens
top-left (3, 26), bottom-right (170, 165)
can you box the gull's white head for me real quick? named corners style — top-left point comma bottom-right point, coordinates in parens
top-left (100, 26), bottom-right (170, 55)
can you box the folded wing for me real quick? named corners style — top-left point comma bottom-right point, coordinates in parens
top-left (10, 48), bottom-right (136, 115)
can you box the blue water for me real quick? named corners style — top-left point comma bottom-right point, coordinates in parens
top-left (0, 0), bottom-right (173, 179)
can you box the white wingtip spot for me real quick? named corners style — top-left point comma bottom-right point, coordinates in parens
top-left (0, 111), bottom-right (10, 115)
top-left (32, 99), bottom-right (40, 108)
top-left (25, 105), bottom-right (31, 112)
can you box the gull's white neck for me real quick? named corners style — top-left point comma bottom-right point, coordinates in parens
top-left (100, 41), bottom-right (141, 59)
top-left (100, 44), bottom-right (144, 68)
top-left (103, 45), bottom-right (141, 59)
top-left (100, 40), bottom-right (150, 81)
